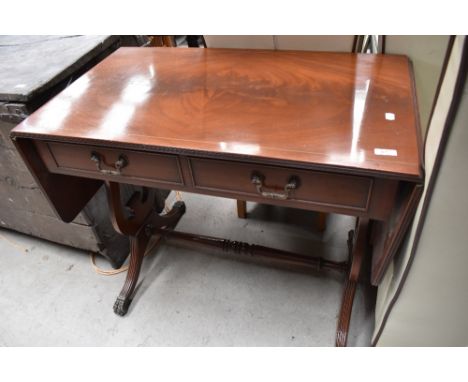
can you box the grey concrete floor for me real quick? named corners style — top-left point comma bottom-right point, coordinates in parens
top-left (0, 193), bottom-right (375, 346)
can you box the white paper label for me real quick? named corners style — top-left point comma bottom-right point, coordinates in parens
top-left (374, 148), bottom-right (398, 156)
top-left (385, 112), bottom-right (395, 121)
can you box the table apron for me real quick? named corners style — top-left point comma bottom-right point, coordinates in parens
top-left (35, 140), bottom-right (399, 220)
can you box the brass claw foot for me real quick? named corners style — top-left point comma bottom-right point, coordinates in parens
top-left (113, 297), bottom-right (131, 316)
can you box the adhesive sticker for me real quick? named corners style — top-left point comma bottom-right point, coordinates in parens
top-left (374, 148), bottom-right (398, 156)
top-left (385, 113), bottom-right (395, 121)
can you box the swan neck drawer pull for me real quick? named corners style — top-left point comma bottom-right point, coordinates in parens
top-left (90, 152), bottom-right (128, 175)
top-left (251, 172), bottom-right (299, 200)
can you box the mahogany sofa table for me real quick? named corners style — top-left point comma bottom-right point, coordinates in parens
top-left (10, 47), bottom-right (423, 346)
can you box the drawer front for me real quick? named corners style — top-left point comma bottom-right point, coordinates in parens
top-left (37, 141), bottom-right (183, 186)
top-left (189, 158), bottom-right (373, 212)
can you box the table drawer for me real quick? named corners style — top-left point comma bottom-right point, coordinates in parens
top-left (36, 141), bottom-right (183, 186)
top-left (189, 158), bottom-right (373, 212)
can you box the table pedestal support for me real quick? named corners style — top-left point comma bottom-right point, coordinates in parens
top-left (105, 182), bottom-right (186, 316)
top-left (106, 182), bottom-right (368, 345)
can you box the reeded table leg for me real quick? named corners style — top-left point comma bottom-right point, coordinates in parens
top-left (112, 201), bottom-right (186, 316)
top-left (114, 229), bottom-right (149, 315)
top-left (335, 218), bottom-right (369, 347)
top-left (114, 202), bottom-right (185, 316)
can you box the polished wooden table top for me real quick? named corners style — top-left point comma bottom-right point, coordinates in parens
top-left (12, 47), bottom-right (422, 180)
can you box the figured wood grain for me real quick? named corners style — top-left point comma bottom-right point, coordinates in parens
top-left (11, 48), bottom-right (422, 181)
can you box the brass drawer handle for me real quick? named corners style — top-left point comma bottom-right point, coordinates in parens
top-left (251, 172), bottom-right (299, 200)
top-left (90, 152), bottom-right (128, 175)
